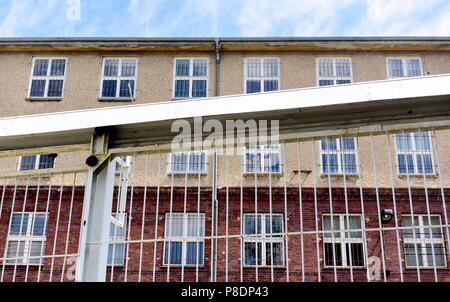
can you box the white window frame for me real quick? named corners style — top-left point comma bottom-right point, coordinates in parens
top-left (243, 144), bottom-right (282, 175)
top-left (17, 154), bottom-right (56, 171)
top-left (386, 57), bottom-right (423, 79)
top-left (322, 214), bottom-right (365, 268)
top-left (394, 131), bottom-right (435, 176)
top-left (172, 58), bottom-right (209, 99)
top-left (244, 57), bottom-right (280, 94)
top-left (242, 213), bottom-right (285, 267)
top-left (316, 57), bottom-right (353, 87)
top-left (320, 137), bottom-right (359, 175)
top-left (402, 214), bottom-right (447, 268)
top-left (99, 57), bottom-right (139, 100)
top-left (27, 57), bottom-right (67, 99)
top-left (115, 156), bottom-right (132, 173)
top-left (5, 212), bottom-right (48, 266)
top-left (167, 151), bottom-right (208, 175)
top-left (163, 213), bottom-right (206, 267)
top-left (108, 213), bottom-right (127, 266)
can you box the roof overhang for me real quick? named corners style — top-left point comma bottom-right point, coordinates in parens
top-left (1, 74), bottom-right (450, 152)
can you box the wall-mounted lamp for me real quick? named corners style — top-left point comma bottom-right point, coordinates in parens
top-left (381, 209), bottom-right (394, 224)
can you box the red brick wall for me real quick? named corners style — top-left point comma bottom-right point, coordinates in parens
top-left (0, 186), bottom-right (449, 282)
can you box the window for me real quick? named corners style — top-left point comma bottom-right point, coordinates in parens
top-left (244, 58), bottom-right (280, 94)
top-left (164, 213), bottom-right (205, 266)
top-left (100, 58), bottom-right (138, 99)
top-left (244, 145), bottom-right (281, 174)
top-left (402, 215), bottom-right (446, 268)
top-left (321, 137), bottom-right (358, 175)
top-left (168, 151), bottom-right (207, 174)
top-left (19, 154), bottom-right (56, 171)
top-left (173, 58), bottom-right (208, 98)
top-left (387, 58), bottom-right (422, 79)
top-left (317, 58), bottom-right (352, 86)
top-left (28, 58), bottom-right (67, 98)
top-left (323, 214), bottom-right (365, 268)
top-left (108, 214), bottom-right (126, 266)
top-left (115, 156), bottom-right (132, 173)
top-left (395, 131), bottom-right (434, 175)
top-left (5, 213), bottom-right (48, 265)
top-left (243, 214), bottom-right (284, 267)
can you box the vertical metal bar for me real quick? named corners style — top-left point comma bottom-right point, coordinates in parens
top-left (268, 149), bottom-right (274, 282)
top-left (195, 158), bottom-right (201, 283)
top-left (152, 153), bottom-right (162, 282)
top-left (166, 169), bottom-right (175, 282)
top-left (60, 173), bottom-right (77, 282)
top-left (254, 151), bottom-right (259, 282)
top-left (282, 144), bottom-right (290, 282)
top-left (239, 149), bottom-right (244, 282)
top-left (311, 139), bottom-right (321, 282)
top-left (37, 177), bottom-right (52, 282)
top-left (225, 153), bottom-right (229, 282)
top-left (0, 177), bottom-right (6, 220)
top-left (431, 128), bottom-right (450, 254)
top-left (369, 133), bottom-right (387, 282)
top-left (385, 132), bottom-right (404, 282)
top-left (124, 155), bottom-right (136, 282)
top-left (110, 165), bottom-right (122, 282)
top-left (49, 174), bottom-right (65, 282)
top-left (181, 171), bottom-right (188, 282)
top-left (138, 154), bottom-right (150, 282)
top-left (0, 178), bottom-right (18, 282)
top-left (296, 141), bottom-right (305, 282)
top-left (417, 129), bottom-right (438, 281)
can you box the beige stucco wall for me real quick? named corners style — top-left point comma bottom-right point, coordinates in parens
top-left (1, 49), bottom-right (450, 189)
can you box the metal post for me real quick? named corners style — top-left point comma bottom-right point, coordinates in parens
top-left (75, 130), bottom-right (115, 282)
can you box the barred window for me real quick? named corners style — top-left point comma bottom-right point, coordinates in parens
top-left (168, 151), bottom-right (207, 174)
top-left (5, 213), bottom-right (48, 265)
top-left (164, 213), bottom-right (205, 266)
top-left (244, 58), bottom-right (280, 94)
top-left (387, 58), bottom-right (422, 78)
top-left (19, 154), bottom-right (56, 171)
top-left (317, 58), bottom-right (352, 86)
top-left (402, 215), bottom-right (446, 268)
top-left (173, 58), bottom-right (208, 98)
top-left (244, 145), bottom-right (281, 174)
top-left (322, 214), bottom-right (365, 268)
top-left (243, 214), bottom-right (285, 267)
top-left (395, 131), bottom-right (434, 175)
top-left (28, 58), bottom-right (67, 98)
top-left (101, 58), bottom-right (138, 99)
top-left (108, 213), bottom-right (127, 266)
top-left (321, 137), bottom-right (358, 175)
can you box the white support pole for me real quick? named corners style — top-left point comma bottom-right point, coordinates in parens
top-left (75, 131), bottom-right (115, 282)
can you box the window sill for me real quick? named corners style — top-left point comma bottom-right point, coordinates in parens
top-left (161, 264), bottom-right (205, 268)
top-left (323, 266), bottom-right (366, 270)
top-left (98, 98), bottom-right (135, 102)
top-left (320, 173), bottom-right (360, 178)
top-left (243, 265), bottom-right (286, 269)
top-left (404, 266), bottom-right (447, 270)
top-left (26, 97), bottom-right (62, 102)
top-left (167, 171), bottom-right (208, 176)
top-left (398, 174), bottom-right (438, 178)
top-left (243, 172), bottom-right (283, 176)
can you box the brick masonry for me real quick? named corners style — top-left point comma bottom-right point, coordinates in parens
top-left (0, 185), bottom-right (449, 282)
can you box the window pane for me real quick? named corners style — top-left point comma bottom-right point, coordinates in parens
top-left (266, 242), bottom-right (283, 266)
top-left (188, 152), bottom-right (206, 172)
top-left (398, 154), bottom-right (414, 174)
top-left (165, 214), bottom-right (184, 237)
top-left (186, 214), bottom-right (204, 237)
top-left (336, 79), bottom-right (351, 85)
top-left (33, 59), bottom-right (49, 76)
top-left (263, 59), bottom-right (279, 77)
top-left (423, 216), bottom-right (443, 239)
top-left (414, 132), bottom-right (431, 151)
top-left (32, 214), bottom-right (47, 236)
top-left (406, 59), bottom-right (422, 77)
top-left (164, 241), bottom-right (182, 265)
top-left (30, 80), bottom-right (46, 97)
top-left (171, 153), bottom-right (188, 172)
top-left (245, 152), bottom-right (261, 173)
top-left (388, 59), bottom-right (404, 77)
top-left (318, 59), bottom-right (334, 77)
top-left (246, 80), bottom-right (261, 94)
top-left (345, 216), bottom-right (362, 238)
top-left (319, 79), bottom-right (334, 86)
top-left (174, 80), bottom-right (189, 98)
top-left (342, 154), bottom-right (357, 174)
top-left (402, 216), bottom-right (420, 239)
top-left (322, 154), bottom-right (338, 174)
top-left (335, 59), bottom-right (351, 77)
top-left (193, 59), bottom-right (207, 77)
top-left (121, 59), bottom-right (136, 77)
top-left (192, 80), bottom-right (207, 97)
top-left (264, 152), bottom-right (280, 173)
top-left (341, 138), bottom-right (356, 150)
top-left (416, 154), bottom-right (433, 174)
top-left (404, 243), bottom-right (423, 267)
top-left (244, 242), bottom-right (262, 265)
top-left (119, 80), bottom-right (135, 98)
top-left (264, 80), bottom-right (278, 92)
top-left (186, 242), bottom-right (204, 265)
top-left (348, 243), bottom-right (365, 266)
top-left (426, 244), bottom-right (446, 267)
top-left (244, 214), bottom-right (262, 235)
top-left (47, 80), bottom-right (64, 97)
top-left (29, 241), bottom-right (45, 264)
top-left (102, 80), bottom-right (117, 98)
top-left (104, 59), bottom-right (119, 76)
top-left (324, 242), bottom-right (342, 266)
top-left (321, 139), bottom-right (337, 150)
top-left (323, 216), bottom-right (341, 238)
top-left (265, 215), bottom-right (283, 236)
top-left (50, 59), bottom-right (66, 76)
top-left (246, 59), bottom-right (260, 77)
top-left (10, 213), bottom-right (30, 236)
top-left (396, 134), bottom-right (413, 151)
top-left (20, 155), bottom-right (37, 171)
top-left (38, 154), bottom-right (55, 169)
top-left (6, 241), bottom-right (25, 264)
top-left (175, 59), bottom-right (190, 77)
top-left (108, 243), bottom-right (125, 265)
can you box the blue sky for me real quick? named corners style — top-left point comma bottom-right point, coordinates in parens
top-left (0, 0), bottom-right (449, 37)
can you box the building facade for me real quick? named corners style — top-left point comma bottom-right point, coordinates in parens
top-left (0, 38), bottom-right (450, 282)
